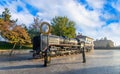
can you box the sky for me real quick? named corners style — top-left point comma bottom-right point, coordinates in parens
top-left (0, 0), bottom-right (120, 46)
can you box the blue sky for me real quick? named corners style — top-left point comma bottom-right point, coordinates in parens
top-left (0, 0), bottom-right (120, 46)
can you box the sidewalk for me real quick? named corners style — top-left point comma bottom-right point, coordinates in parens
top-left (0, 49), bottom-right (31, 55)
top-left (0, 50), bottom-right (120, 74)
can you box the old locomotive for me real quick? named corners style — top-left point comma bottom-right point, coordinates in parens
top-left (32, 22), bottom-right (87, 66)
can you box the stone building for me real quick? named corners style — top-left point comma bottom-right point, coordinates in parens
top-left (76, 35), bottom-right (94, 52)
top-left (94, 37), bottom-right (114, 48)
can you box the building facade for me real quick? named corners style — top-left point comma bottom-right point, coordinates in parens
top-left (94, 38), bottom-right (114, 48)
top-left (76, 35), bottom-right (94, 52)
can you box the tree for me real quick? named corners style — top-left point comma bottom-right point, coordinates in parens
top-left (28, 16), bottom-right (43, 39)
top-left (51, 16), bottom-right (76, 38)
top-left (12, 25), bottom-right (31, 47)
top-left (0, 8), bottom-right (31, 51)
top-left (2, 8), bottom-right (11, 21)
top-left (0, 20), bottom-right (31, 46)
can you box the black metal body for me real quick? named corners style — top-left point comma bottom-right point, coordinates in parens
top-left (32, 35), bottom-right (87, 66)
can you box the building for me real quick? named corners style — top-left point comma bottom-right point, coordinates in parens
top-left (76, 34), bottom-right (94, 52)
top-left (94, 37), bottom-right (114, 48)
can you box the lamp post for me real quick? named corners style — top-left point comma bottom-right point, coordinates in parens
top-left (80, 41), bottom-right (86, 63)
top-left (40, 22), bottom-right (51, 67)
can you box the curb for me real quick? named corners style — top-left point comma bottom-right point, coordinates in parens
top-left (0, 49), bottom-right (32, 55)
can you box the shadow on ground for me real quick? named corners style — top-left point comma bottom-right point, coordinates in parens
top-left (0, 64), bottom-right (45, 70)
top-left (1, 64), bottom-right (119, 74)
top-left (0, 54), bottom-right (33, 62)
top-left (0, 61), bottom-right (83, 70)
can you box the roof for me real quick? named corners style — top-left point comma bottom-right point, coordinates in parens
top-left (76, 35), bottom-right (94, 40)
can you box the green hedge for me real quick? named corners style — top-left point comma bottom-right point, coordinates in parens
top-left (0, 41), bottom-right (32, 49)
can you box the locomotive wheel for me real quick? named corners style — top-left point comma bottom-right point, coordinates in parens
top-left (44, 49), bottom-right (51, 67)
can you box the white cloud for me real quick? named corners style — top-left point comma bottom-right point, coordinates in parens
top-left (26, 0), bottom-right (104, 28)
top-left (0, 0), bottom-right (34, 25)
top-left (112, 0), bottom-right (120, 12)
top-left (0, 0), bottom-right (120, 46)
top-left (11, 12), bottom-right (34, 25)
top-left (81, 23), bottom-right (120, 46)
top-left (103, 23), bottom-right (120, 46)
top-left (0, 7), bottom-right (4, 14)
top-left (86, 0), bottom-right (106, 9)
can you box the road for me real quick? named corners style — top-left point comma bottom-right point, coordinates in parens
top-left (0, 50), bottom-right (120, 74)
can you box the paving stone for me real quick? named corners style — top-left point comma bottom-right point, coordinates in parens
top-left (0, 50), bottom-right (120, 74)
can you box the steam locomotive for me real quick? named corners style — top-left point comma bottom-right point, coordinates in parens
top-left (32, 34), bottom-right (87, 58)
top-left (31, 22), bottom-right (92, 66)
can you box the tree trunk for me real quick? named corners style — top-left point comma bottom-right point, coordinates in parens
top-left (19, 44), bottom-right (22, 49)
top-left (9, 42), bottom-right (16, 56)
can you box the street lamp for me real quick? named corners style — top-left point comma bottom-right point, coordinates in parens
top-left (40, 22), bottom-right (51, 67)
top-left (80, 41), bottom-right (86, 63)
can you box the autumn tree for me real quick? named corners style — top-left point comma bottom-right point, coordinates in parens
top-left (12, 25), bottom-right (31, 47)
top-left (0, 8), bottom-right (31, 51)
top-left (51, 16), bottom-right (76, 38)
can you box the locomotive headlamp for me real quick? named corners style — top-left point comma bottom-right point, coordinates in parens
top-left (40, 22), bottom-right (51, 35)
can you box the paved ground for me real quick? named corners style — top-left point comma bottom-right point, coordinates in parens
top-left (0, 50), bottom-right (120, 74)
